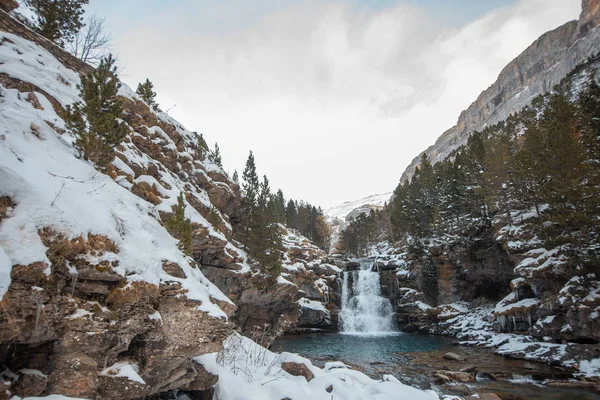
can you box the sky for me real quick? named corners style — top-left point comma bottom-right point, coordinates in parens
top-left (87, 0), bottom-right (581, 209)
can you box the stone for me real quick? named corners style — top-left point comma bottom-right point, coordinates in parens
top-left (433, 370), bottom-right (476, 383)
top-left (11, 369), bottom-right (47, 397)
top-left (162, 261), bottom-right (187, 279)
top-left (460, 365), bottom-right (478, 374)
top-left (0, 0), bottom-right (18, 12)
top-left (281, 362), bottom-right (315, 382)
top-left (326, 385), bottom-right (333, 393)
top-left (443, 352), bottom-right (467, 361)
top-left (465, 394), bottom-right (502, 400)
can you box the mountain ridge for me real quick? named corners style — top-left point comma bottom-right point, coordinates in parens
top-left (401, 0), bottom-right (600, 181)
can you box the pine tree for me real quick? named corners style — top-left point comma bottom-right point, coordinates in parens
top-left (164, 193), bottom-right (193, 256)
top-left (27, 0), bottom-right (89, 46)
top-left (136, 78), bottom-right (158, 111)
top-left (208, 143), bottom-right (223, 167)
top-left (242, 151), bottom-right (260, 204)
top-left (286, 199), bottom-right (297, 229)
top-left (65, 54), bottom-right (129, 169)
top-left (232, 170), bottom-right (239, 185)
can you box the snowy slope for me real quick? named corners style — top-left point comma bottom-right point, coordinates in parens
top-left (0, 31), bottom-right (235, 314)
top-left (324, 193), bottom-right (392, 223)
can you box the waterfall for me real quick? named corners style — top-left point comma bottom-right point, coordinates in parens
top-left (339, 259), bottom-right (396, 334)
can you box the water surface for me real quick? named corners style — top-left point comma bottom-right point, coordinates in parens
top-left (272, 332), bottom-right (448, 364)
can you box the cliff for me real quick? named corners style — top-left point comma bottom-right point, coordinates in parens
top-left (401, 0), bottom-right (600, 181)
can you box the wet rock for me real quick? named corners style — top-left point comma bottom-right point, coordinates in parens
top-left (281, 362), bottom-right (315, 382)
top-left (433, 370), bottom-right (475, 383)
top-left (465, 394), bottom-right (502, 400)
top-left (443, 352), bottom-right (466, 361)
top-left (443, 383), bottom-right (471, 396)
top-left (489, 372), bottom-right (511, 381)
top-left (545, 379), bottom-right (600, 393)
top-left (460, 365), bottom-right (478, 374)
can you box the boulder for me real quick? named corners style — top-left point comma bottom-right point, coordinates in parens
top-left (443, 352), bottom-right (467, 361)
top-left (433, 370), bottom-right (476, 383)
top-left (297, 299), bottom-right (331, 328)
top-left (281, 362), bottom-right (315, 382)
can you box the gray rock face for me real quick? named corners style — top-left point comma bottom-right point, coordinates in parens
top-left (297, 300), bottom-right (332, 328)
top-left (401, 1), bottom-right (600, 182)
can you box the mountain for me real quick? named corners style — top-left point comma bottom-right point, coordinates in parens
top-left (324, 192), bottom-right (391, 251)
top-left (401, 0), bottom-right (600, 181)
top-left (324, 192), bottom-right (392, 223)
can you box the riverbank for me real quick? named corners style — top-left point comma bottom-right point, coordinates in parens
top-left (273, 332), bottom-right (600, 400)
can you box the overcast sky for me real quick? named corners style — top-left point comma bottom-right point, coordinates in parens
top-left (88, 0), bottom-right (581, 209)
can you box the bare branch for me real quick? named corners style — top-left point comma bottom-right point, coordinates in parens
top-left (66, 13), bottom-right (111, 66)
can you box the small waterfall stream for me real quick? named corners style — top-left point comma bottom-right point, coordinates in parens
top-left (339, 259), bottom-right (396, 334)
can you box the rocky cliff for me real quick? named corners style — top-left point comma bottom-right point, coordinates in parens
top-left (401, 0), bottom-right (600, 181)
top-left (0, 9), bottom-right (250, 398)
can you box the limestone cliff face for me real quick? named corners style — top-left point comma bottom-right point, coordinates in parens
top-left (401, 0), bottom-right (600, 181)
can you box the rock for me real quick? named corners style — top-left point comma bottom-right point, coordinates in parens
top-left (97, 375), bottom-right (150, 399)
top-left (443, 352), bottom-right (466, 361)
top-left (545, 379), bottom-right (600, 392)
top-left (11, 369), bottom-right (47, 397)
top-left (433, 370), bottom-right (476, 383)
top-left (460, 365), bottom-right (478, 374)
top-left (326, 385), bottom-right (333, 393)
top-left (0, 0), bottom-right (18, 12)
top-left (465, 394), bottom-right (502, 400)
top-left (489, 372), bottom-right (511, 381)
top-left (297, 300), bottom-right (331, 328)
top-left (201, 266), bottom-right (301, 336)
top-left (281, 362), bottom-right (315, 382)
top-left (162, 261), bottom-right (186, 279)
top-left (443, 383), bottom-right (471, 396)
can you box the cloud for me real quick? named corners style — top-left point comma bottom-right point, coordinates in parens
top-left (110, 0), bottom-right (580, 208)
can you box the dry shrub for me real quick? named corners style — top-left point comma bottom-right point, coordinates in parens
top-left (131, 182), bottom-right (162, 205)
top-left (26, 92), bottom-right (43, 109)
top-left (107, 281), bottom-right (160, 308)
top-left (39, 228), bottom-right (119, 266)
top-left (0, 196), bottom-right (15, 223)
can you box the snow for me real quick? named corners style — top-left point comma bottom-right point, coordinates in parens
top-left (0, 32), bottom-right (81, 106)
top-left (494, 298), bottom-right (538, 315)
top-left (196, 333), bottom-right (440, 400)
top-left (101, 362), bottom-right (145, 384)
top-left (148, 310), bottom-right (163, 323)
top-left (578, 358), bottom-right (600, 378)
top-left (0, 246), bottom-right (11, 300)
top-left (65, 309), bottom-right (92, 320)
top-left (298, 298), bottom-right (328, 312)
top-left (324, 193), bottom-right (391, 222)
top-left (0, 31), bottom-right (234, 318)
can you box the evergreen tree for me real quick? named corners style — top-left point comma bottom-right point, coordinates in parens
top-left (237, 153), bottom-right (282, 276)
top-left (65, 54), bottom-right (129, 169)
top-left (286, 199), bottom-right (297, 228)
top-left (27, 0), bottom-right (89, 45)
top-left (232, 170), bottom-right (239, 185)
top-left (164, 193), bottom-right (193, 256)
top-left (136, 78), bottom-right (158, 111)
top-left (208, 143), bottom-right (222, 166)
top-left (242, 151), bottom-right (260, 203)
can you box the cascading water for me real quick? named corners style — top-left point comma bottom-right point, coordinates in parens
top-left (339, 259), bottom-right (396, 334)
